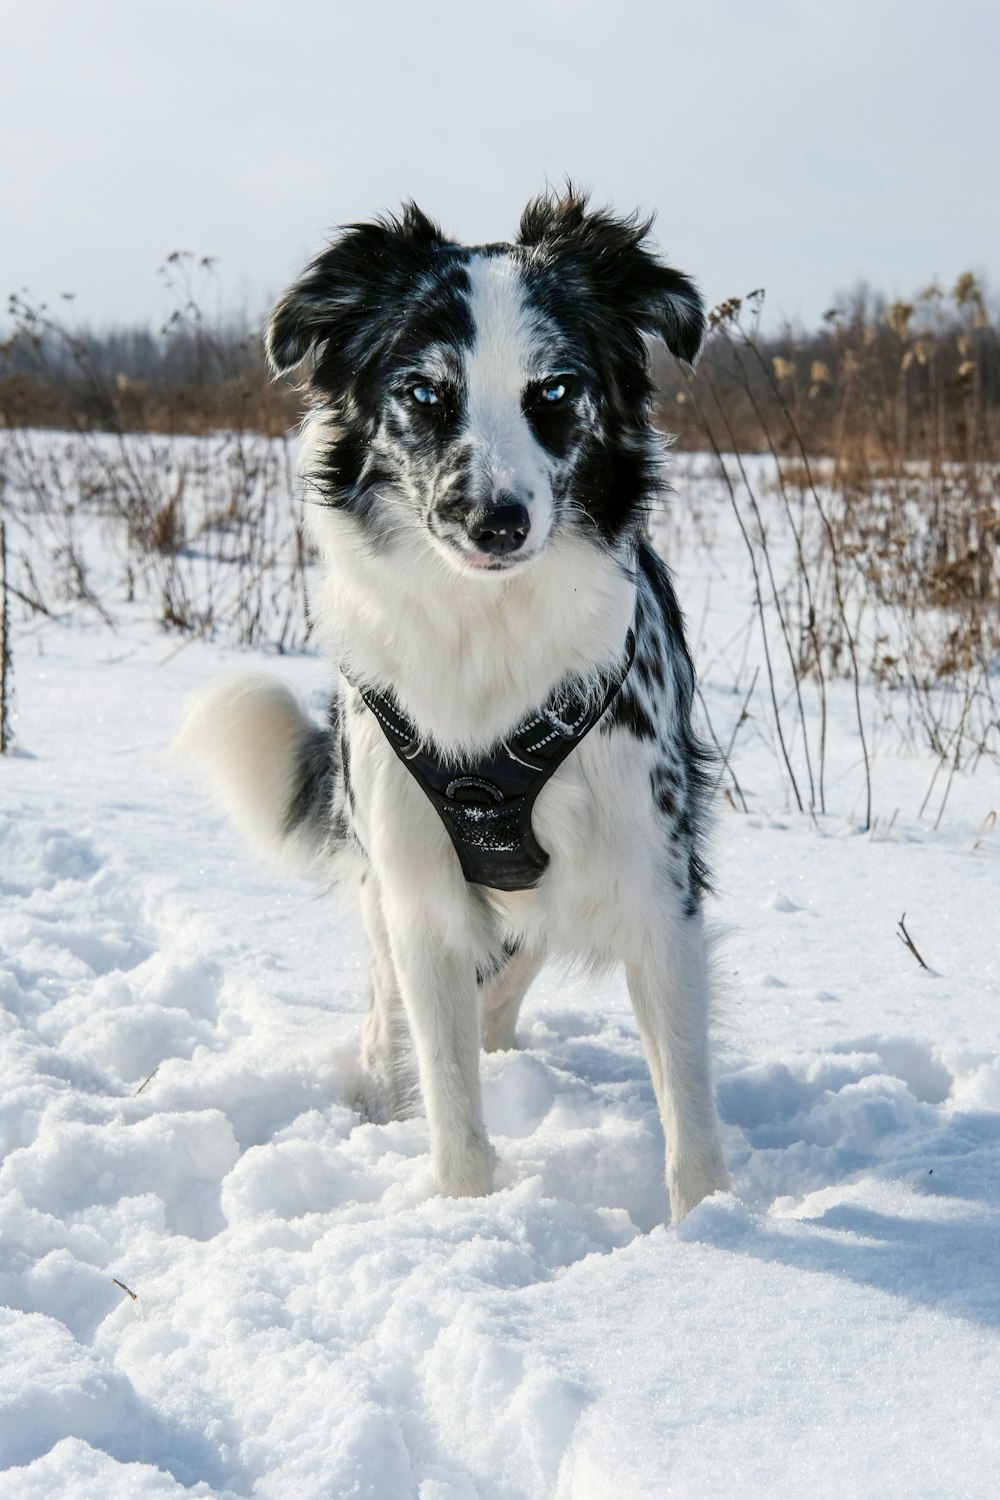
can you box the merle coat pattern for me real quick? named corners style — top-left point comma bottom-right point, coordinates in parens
top-left (179, 191), bottom-right (730, 1222)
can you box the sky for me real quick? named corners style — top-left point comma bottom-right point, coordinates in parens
top-left (2, 0), bottom-right (996, 334)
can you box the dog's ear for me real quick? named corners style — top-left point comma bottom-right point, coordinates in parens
top-left (518, 189), bottom-right (706, 368)
top-left (265, 203), bottom-right (445, 378)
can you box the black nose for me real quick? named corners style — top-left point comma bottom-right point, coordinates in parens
top-left (465, 500), bottom-right (531, 556)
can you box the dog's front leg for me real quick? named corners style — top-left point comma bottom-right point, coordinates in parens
top-left (386, 924), bottom-right (495, 1198)
top-left (626, 911), bottom-right (729, 1223)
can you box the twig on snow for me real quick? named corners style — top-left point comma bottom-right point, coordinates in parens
top-left (972, 811), bottom-right (996, 854)
top-left (134, 1065), bottom-right (159, 1096)
top-left (897, 913), bottom-right (931, 972)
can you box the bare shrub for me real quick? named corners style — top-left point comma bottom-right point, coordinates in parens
top-left (664, 279), bottom-right (999, 826)
top-left (1, 271), bottom-right (311, 650)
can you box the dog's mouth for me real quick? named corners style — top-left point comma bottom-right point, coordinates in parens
top-left (435, 539), bottom-right (543, 577)
top-left (428, 497), bottom-right (548, 576)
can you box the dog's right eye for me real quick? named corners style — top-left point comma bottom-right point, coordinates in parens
top-left (409, 385), bottom-right (440, 407)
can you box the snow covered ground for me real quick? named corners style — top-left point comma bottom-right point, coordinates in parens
top-left (1, 445), bottom-right (998, 1497)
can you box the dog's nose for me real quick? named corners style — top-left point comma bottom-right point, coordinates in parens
top-left (465, 499), bottom-right (531, 556)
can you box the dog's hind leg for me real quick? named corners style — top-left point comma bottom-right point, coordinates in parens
top-left (625, 909), bottom-right (729, 1223)
top-left (479, 943), bottom-right (546, 1053)
top-left (356, 879), bottom-right (417, 1122)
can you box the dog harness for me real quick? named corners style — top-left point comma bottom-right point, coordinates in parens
top-left (357, 632), bottom-right (636, 891)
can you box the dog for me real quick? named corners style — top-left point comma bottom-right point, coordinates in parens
top-left (178, 189), bottom-right (730, 1223)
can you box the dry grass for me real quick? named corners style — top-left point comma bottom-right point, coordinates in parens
top-left (2, 267), bottom-right (997, 811)
top-left (0, 425), bottom-right (311, 655)
top-left (652, 277), bottom-right (999, 825)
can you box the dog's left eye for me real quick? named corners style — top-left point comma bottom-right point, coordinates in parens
top-left (540, 382), bottom-right (568, 404)
top-left (409, 385), bottom-right (440, 407)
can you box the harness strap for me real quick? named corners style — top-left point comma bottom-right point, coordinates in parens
top-left (357, 630), bottom-right (636, 891)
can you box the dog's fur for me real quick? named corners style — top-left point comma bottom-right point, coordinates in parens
top-left (178, 190), bottom-right (729, 1222)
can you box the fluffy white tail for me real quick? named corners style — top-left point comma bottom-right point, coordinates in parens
top-left (172, 674), bottom-right (333, 874)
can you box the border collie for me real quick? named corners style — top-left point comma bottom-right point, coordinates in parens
top-left (178, 190), bottom-right (729, 1223)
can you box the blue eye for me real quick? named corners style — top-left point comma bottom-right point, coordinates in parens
top-left (410, 385), bottom-right (440, 406)
top-left (540, 382), bottom-right (568, 404)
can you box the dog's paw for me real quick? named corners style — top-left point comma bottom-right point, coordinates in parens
top-left (480, 1016), bottom-right (521, 1053)
top-left (667, 1157), bottom-right (731, 1224)
top-left (433, 1134), bottom-right (497, 1199)
top-left (352, 1067), bottom-right (419, 1126)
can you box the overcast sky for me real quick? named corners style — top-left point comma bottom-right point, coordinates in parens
top-left (2, 0), bottom-right (996, 334)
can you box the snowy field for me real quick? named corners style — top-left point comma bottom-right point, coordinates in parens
top-left (1, 442), bottom-right (999, 1498)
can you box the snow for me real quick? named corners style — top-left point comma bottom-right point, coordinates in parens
top-left (2, 443), bottom-right (999, 1497)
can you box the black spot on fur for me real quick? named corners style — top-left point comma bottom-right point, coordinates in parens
top-left (285, 710), bottom-right (338, 840)
top-left (522, 381), bottom-right (579, 459)
top-left (687, 848), bottom-right (711, 911)
top-left (651, 766), bottom-right (677, 819)
top-left (633, 541), bottom-right (717, 899)
top-left (636, 544), bottom-right (701, 718)
top-left (393, 264), bottom-right (474, 360)
top-left (634, 650), bottom-right (665, 692)
top-left (340, 722), bottom-right (354, 815)
top-left (282, 695), bottom-right (362, 857)
top-left (606, 685), bottom-right (656, 742)
top-left (567, 434), bottom-right (663, 543)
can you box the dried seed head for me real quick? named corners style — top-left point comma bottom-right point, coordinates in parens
top-left (885, 301), bottom-right (914, 336)
top-left (953, 271), bottom-right (983, 307)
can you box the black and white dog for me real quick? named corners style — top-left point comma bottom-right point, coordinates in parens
top-left (179, 190), bottom-right (729, 1222)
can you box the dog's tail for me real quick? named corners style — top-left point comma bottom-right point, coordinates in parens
top-left (172, 674), bottom-right (339, 875)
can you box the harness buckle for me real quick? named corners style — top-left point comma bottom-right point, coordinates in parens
top-left (445, 777), bottom-right (505, 807)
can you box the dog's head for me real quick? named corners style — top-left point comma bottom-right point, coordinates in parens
top-left (268, 190), bottom-right (704, 575)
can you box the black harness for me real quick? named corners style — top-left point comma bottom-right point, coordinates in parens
top-left (357, 631), bottom-right (635, 891)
